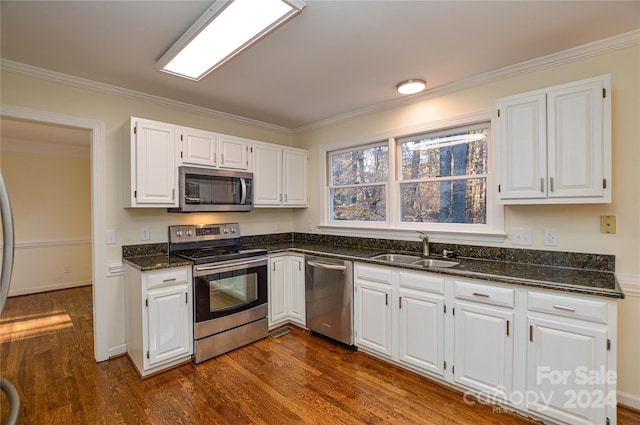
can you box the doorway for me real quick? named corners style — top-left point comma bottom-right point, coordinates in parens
top-left (0, 104), bottom-right (107, 361)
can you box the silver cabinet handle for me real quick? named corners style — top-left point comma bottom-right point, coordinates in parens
top-left (307, 260), bottom-right (346, 271)
top-left (163, 278), bottom-right (177, 283)
top-left (553, 304), bottom-right (575, 312)
top-left (540, 178), bottom-right (544, 193)
top-left (549, 177), bottom-right (554, 192)
top-left (472, 292), bottom-right (490, 298)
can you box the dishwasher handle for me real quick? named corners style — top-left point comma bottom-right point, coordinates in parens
top-left (307, 260), bottom-right (347, 271)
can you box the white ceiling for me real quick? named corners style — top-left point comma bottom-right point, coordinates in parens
top-left (1, 0), bottom-right (639, 131)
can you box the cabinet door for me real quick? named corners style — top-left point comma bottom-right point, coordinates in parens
top-left (269, 256), bottom-right (288, 325)
top-left (253, 144), bottom-right (283, 206)
top-left (134, 120), bottom-right (178, 206)
top-left (181, 128), bottom-right (217, 167)
top-left (547, 80), bottom-right (604, 199)
top-left (282, 149), bottom-right (308, 206)
top-left (146, 283), bottom-right (191, 367)
top-left (526, 316), bottom-right (608, 425)
top-left (454, 301), bottom-right (514, 398)
top-left (219, 135), bottom-right (248, 170)
top-left (497, 93), bottom-right (547, 200)
top-left (356, 279), bottom-right (392, 357)
top-left (398, 287), bottom-right (444, 376)
top-left (288, 256), bottom-right (306, 326)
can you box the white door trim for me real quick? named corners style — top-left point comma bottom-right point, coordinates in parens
top-left (1, 104), bottom-right (108, 362)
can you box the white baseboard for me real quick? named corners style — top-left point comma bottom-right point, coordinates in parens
top-left (108, 344), bottom-right (127, 359)
top-left (8, 280), bottom-right (92, 297)
top-left (618, 390), bottom-right (640, 410)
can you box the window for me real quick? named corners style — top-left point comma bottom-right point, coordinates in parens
top-left (323, 116), bottom-right (501, 237)
top-left (398, 124), bottom-right (489, 225)
top-left (329, 143), bottom-right (388, 222)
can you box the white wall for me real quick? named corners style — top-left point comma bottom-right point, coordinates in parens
top-left (293, 42), bottom-right (640, 406)
top-left (0, 150), bottom-right (92, 295)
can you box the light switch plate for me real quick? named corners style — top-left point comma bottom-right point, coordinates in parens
top-left (512, 227), bottom-right (533, 246)
top-left (105, 229), bottom-right (116, 245)
top-left (140, 227), bottom-right (150, 241)
top-left (600, 215), bottom-right (617, 234)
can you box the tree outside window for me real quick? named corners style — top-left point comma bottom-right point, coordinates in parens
top-left (398, 125), bottom-right (489, 224)
top-left (329, 143), bottom-right (388, 221)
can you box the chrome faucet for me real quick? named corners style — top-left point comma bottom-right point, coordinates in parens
top-left (417, 231), bottom-right (429, 257)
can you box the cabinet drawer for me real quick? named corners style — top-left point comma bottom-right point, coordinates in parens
top-left (454, 280), bottom-right (514, 308)
top-left (528, 291), bottom-right (608, 324)
top-left (146, 267), bottom-right (190, 290)
top-left (399, 271), bottom-right (444, 295)
top-left (355, 264), bottom-right (392, 284)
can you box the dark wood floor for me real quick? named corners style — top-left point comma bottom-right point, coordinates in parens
top-left (1, 286), bottom-right (638, 425)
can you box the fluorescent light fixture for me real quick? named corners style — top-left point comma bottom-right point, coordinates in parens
top-left (157, 0), bottom-right (306, 80)
top-left (396, 79), bottom-right (426, 95)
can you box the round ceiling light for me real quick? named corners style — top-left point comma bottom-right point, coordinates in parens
top-left (396, 79), bottom-right (426, 95)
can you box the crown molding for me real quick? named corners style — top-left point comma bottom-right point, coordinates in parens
top-left (294, 29), bottom-right (640, 134)
top-left (0, 59), bottom-right (293, 136)
top-left (2, 30), bottom-right (637, 136)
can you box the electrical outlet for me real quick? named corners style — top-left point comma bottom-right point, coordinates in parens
top-left (307, 221), bottom-right (313, 232)
top-left (512, 228), bottom-right (533, 246)
top-left (544, 229), bottom-right (557, 246)
top-left (64, 265), bottom-right (71, 274)
top-left (276, 222), bottom-right (282, 232)
top-left (140, 227), bottom-right (150, 241)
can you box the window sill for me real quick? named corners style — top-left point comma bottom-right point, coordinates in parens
top-left (316, 224), bottom-right (507, 244)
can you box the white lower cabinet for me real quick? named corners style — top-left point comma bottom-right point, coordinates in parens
top-left (125, 265), bottom-right (193, 377)
top-left (354, 262), bottom-right (618, 425)
top-left (398, 286), bottom-right (444, 376)
top-left (355, 264), bottom-right (444, 374)
top-left (356, 277), bottom-right (393, 356)
top-left (453, 300), bottom-right (514, 398)
top-left (526, 290), bottom-right (613, 425)
top-left (268, 254), bottom-right (305, 327)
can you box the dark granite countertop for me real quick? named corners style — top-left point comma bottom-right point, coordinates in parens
top-left (123, 254), bottom-right (192, 271)
top-left (121, 239), bottom-right (623, 299)
top-left (256, 242), bottom-right (623, 299)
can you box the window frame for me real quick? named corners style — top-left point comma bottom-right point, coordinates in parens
top-left (394, 122), bottom-right (492, 233)
top-left (327, 141), bottom-right (389, 226)
top-left (319, 110), bottom-right (504, 241)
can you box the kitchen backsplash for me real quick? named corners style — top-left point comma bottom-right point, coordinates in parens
top-left (122, 232), bottom-right (615, 273)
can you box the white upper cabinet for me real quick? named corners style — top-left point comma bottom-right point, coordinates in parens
top-left (124, 117), bottom-right (178, 208)
top-left (282, 149), bottom-right (308, 206)
top-left (179, 128), bottom-right (249, 170)
top-left (180, 127), bottom-right (218, 167)
top-left (218, 134), bottom-right (249, 170)
top-left (496, 75), bottom-right (611, 204)
top-left (251, 141), bottom-right (308, 208)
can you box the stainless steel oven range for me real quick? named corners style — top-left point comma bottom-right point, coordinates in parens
top-left (168, 223), bottom-right (268, 364)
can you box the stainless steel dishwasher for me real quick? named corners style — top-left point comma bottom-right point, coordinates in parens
top-left (305, 256), bottom-right (354, 346)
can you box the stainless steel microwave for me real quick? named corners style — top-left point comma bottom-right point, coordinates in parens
top-left (169, 167), bottom-right (253, 213)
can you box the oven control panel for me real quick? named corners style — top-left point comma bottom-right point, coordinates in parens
top-left (169, 223), bottom-right (240, 243)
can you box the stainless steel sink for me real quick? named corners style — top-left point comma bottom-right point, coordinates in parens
top-left (412, 259), bottom-right (459, 268)
top-left (371, 254), bottom-right (423, 264)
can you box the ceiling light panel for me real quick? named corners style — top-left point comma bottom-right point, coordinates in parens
top-left (158, 0), bottom-right (306, 80)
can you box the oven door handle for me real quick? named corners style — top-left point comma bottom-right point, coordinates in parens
top-left (195, 256), bottom-right (266, 273)
top-left (307, 260), bottom-right (347, 271)
top-left (240, 178), bottom-right (247, 205)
